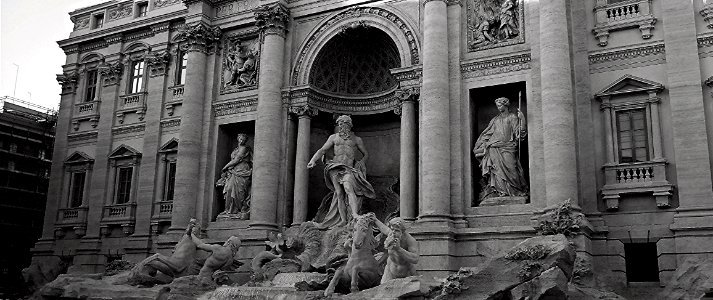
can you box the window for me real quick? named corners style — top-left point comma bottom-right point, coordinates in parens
top-left (69, 172), bottom-right (86, 208)
top-left (136, 2), bottom-right (148, 17)
top-left (92, 14), bottom-right (104, 29)
top-left (9, 143), bottom-right (17, 153)
top-left (624, 243), bottom-right (659, 282)
top-left (165, 161), bottom-right (176, 201)
top-left (129, 60), bottom-right (145, 94)
top-left (176, 52), bottom-right (187, 85)
top-left (85, 69), bottom-right (98, 102)
top-left (616, 109), bottom-right (649, 163)
top-left (116, 167), bottom-right (133, 204)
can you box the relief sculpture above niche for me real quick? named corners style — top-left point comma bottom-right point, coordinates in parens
top-left (221, 37), bottom-right (259, 93)
top-left (467, 0), bottom-right (525, 51)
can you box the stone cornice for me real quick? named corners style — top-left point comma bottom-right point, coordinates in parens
top-left (460, 53), bottom-right (531, 78)
top-left (112, 124), bottom-right (146, 135)
top-left (175, 22), bottom-right (222, 53)
top-left (67, 131), bottom-right (98, 144)
top-left (59, 10), bottom-right (187, 50)
top-left (588, 43), bottom-right (665, 64)
top-left (213, 98), bottom-right (258, 116)
top-left (254, 3), bottom-right (290, 37)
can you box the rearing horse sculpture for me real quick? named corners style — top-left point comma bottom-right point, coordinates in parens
top-left (324, 214), bottom-right (381, 296)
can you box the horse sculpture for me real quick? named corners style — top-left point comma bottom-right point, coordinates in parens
top-left (324, 214), bottom-right (382, 296)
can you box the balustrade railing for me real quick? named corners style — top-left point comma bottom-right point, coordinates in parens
top-left (74, 100), bottom-right (100, 118)
top-left (593, 0), bottom-right (655, 46)
top-left (601, 160), bottom-right (673, 210)
top-left (57, 207), bottom-right (89, 224)
top-left (102, 202), bottom-right (136, 221)
top-left (171, 85), bottom-right (184, 100)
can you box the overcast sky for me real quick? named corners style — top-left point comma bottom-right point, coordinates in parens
top-left (1, 0), bottom-right (106, 109)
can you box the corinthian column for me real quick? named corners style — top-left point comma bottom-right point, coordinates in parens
top-left (250, 3), bottom-right (289, 231)
top-left (291, 105), bottom-right (318, 225)
top-left (540, 0), bottom-right (578, 206)
top-left (169, 22), bottom-right (221, 231)
top-left (396, 88), bottom-right (419, 221)
top-left (419, 0), bottom-right (451, 224)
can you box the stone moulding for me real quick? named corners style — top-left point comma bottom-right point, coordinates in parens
top-left (286, 85), bottom-right (400, 115)
top-left (460, 53), bottom-right (531, 79)
top-left (588, 43), bottom-right (665, 64)
top-left (213, 98), bottom-right (258, 116)
top-left (698, 35), bottom-right (713, 48)
top-left (112, 124), bottom-right (146, 135)
top-left (291, 6), bottom-right (421, 86)
top-left (160, 118), bottom-right (181, 129)
top-left (67, 131), bottom-right (99, 143)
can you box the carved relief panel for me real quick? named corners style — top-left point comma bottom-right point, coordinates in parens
top-left (467, 0), bottom-right (525, 51)
top-left (220, 35), bottom-right (260, 94)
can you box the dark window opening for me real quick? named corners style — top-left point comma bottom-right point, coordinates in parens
top-left (625, 242), bottom-right (660, 282)
top-left (93, 14), bottom-right (104, 29)
top-left (165, 161), bottom-right (176, 201)
top-left (137, 2), bottom-right (148, 17)
top-left (69, 172), bottom-right (86, 208)
top-left (617, 109), bottom-right (649, 163)
top-left (85, 69), bottom-right (98, 102)
top-left (116, 167), bottom-right (133, 204)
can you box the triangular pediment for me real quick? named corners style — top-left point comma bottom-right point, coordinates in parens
top-left (595, 75), bottom-right (664, 98)
top-left (65, 151), bottom-right (94, 164)
top-left (158, 138), bottom-right (179, 153)
top-left (109, 144), bottom-right (141, 159)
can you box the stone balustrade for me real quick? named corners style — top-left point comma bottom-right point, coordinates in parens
top-left (152, 201), bottom-right (173, 219)
top-left (593, 0), bottom-right (656, 46)
top-left (601, 160), bottom-right (673, 210)
top-left (116, 92), bottom-right (147, 123)
top-left (165, 86), bottom-right (184, 116)
top-left (74, 100), bottom-right (101, 118)
top-left (54, 207), bottom-right (89, 238)
top-left (100, 202), bottom-right (137, 235)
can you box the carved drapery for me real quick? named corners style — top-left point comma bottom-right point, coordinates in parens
top-left (98, 61), bottom-right (124, 86)
top-left (467, 0), bottom-right (525, 51)
top-left (175, 22), bottom-right (222, 54)
top-left (254, 3), bottom-right (289, 37)
top-left (57, 71), bottom-right (80, 95)
top-left (147, 51), bottom-right (171, 77)
top-left (292, 6), bottom-right (420, 86)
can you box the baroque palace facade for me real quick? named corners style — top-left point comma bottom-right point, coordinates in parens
top-left (35, 0), bottom-right (713, 288)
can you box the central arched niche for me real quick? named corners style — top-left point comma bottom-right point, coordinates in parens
top-left (309, 26), bottom-right (400, 96)
top-left (304, 26), bottom-right (402, 222)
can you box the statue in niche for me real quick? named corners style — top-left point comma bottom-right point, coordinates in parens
top-left (308, 115), bottom-right (376, 229)
top-left (469, 0), bottom-right (521, 50)
top-left (223, 42), bottom-right (257, 88)
top-left (216, 133), bottom-right (252, 220)
top-left (473, 97), bottom-right (528, 205)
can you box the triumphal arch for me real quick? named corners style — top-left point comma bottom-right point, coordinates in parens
top-left (35, 0), bottom-right (713, 291)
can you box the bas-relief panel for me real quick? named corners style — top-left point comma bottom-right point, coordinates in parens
top-left (467, 0), bottom-right (525, 52)
top-left (215, 0), bottom-right (260, 19)
top-left (220, 36), bottom-right (260, 94)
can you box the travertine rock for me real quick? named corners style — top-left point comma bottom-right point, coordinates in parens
top-left (22, 256), bottom-right (69, 295)
top-left (567, 283), bottom-right (627, 300)
top-left (660, 257), bottom-right (713, 300)
top-left (433, 234), bottom-right (576, 300)
top-left (39, 274), bottom-right (167, 300)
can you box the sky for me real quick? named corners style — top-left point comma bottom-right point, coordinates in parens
top-left (1, 0), bottom-right (106, 110)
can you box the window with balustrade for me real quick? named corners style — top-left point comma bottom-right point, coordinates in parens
top-left (69, 172), bottom-right (86, 208)
top-left (595, 75), bottom-right (673, 211)
top-left (150, 138), bottom-right (178, 234)
top-left (63, 151), bottom-right (93, 209)
top-left (592, 0), bottom-right (656, 47)
top-left (107, 145), bottom-right (141, 205)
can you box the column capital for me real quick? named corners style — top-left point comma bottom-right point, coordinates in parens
top-left (396, 86), bottom-right (420, 103)
top-left (146, 51), bottom-right (171, 77)
top-left (57, 70), bottom-right (79, 94)
top-left (175, 22), bottom-right (222, 54)
top-left (290, 105), bottom-right (318, 118)
top-left (255, 3), bottom-right (289, 38)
